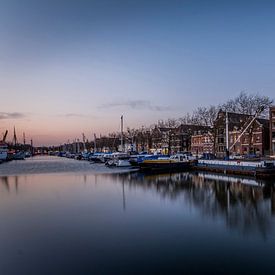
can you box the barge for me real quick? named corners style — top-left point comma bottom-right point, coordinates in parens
top-left (195, 159), bottom-right (275, 179)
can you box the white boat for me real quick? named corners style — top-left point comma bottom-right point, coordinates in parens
top-left (105, 152), bottom-right (131, 167)
top-left (0, 142), bottom-right (8, 161)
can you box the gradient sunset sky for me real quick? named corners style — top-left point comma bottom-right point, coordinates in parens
top-left (1, 0), bottom-right (275, 146)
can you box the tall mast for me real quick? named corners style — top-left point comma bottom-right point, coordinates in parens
top-left (82, 133), bottom-right (86, 151)
top-left (31, 139), bottom-right (33, 155)
top-left (23, 132), bottom-right (26, 146)
top-left (226, 112), bottom-right (229, 152)
top-left (3, 130), bottom-right (8, 142)
top-left (121, 115), bottom-right (123, 152)
top-left (94, 133), bottom-right (97, 153)
top-left (13, 126), bottom-right (17, 146)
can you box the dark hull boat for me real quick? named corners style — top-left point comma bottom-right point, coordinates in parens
top-left (139, 154), bottom-right (195, 173)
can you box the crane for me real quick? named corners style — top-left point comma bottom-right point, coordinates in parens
top-left (82, 133), bottom-right (86, 152)
top-left (2, 130), bottom-right (8, 142)
top-left (229, 106), bottom-right (265, 152)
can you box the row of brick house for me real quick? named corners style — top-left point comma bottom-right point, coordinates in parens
top-left (213, 110), bottom-right (270, 158)
top-left (144, 107), bottom-right (275, 157)
top-left (70, 107), bottom-right (275, 157)
top-left (271, 106), bottom-right (275, 156)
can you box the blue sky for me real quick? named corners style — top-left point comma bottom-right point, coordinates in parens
top-left (0, 0), bottom-right (275, 145)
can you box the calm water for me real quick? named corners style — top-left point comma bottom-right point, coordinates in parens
top-left (0, 156), bottom-right (275, 275)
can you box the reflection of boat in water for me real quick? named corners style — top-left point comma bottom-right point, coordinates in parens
top-left (107, 170), bottom-right (275, 237)
top-left (196, 172), bottom-right (264, 186)
top-left (139, 154), bottom-right (195, 172)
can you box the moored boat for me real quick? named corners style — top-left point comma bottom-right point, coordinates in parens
top-left (12, 151), bottom-right (26, 160)
top-left (105, 152), bottom-right (131, 167)
top-left (139, 153), bottom-right (195, 172)
top-left (0, 142), bottom-right (8, 162)
top-left (196, 159), bottom-right (275, 179)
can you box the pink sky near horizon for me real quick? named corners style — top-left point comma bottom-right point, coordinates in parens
top-left (0, 112), bottom-right (166, 146)
top-left (1, 1), bottom-right (275, 146)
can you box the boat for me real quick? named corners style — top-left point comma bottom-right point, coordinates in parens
top-left (89, 153), bottom-right (106, 163)
top-left (12, 151), bottom-right (26, 160)
top-left (0, 142), bottom-right (8, 162)
top-left (196, 159), bottom-right (275, 179)
top-left (129, 154), bottom-right (169, 167)
top-left (105, 152), bottom-right (131, 167)
top-left (0, 130), bottom-right (8, 162)
top-left (139, 153), bottom-right (195, 172)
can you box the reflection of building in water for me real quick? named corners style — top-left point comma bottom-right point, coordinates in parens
top-left (106, 171), bottom-right (275, 238)
top-left (271, 186), bottom-right (275, 215)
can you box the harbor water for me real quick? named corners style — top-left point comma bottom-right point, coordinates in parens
top-left (0, 156), bottom-right (275, 274)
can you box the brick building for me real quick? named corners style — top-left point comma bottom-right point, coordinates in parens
top-left (191, 132), bottom-right (214, 156)
top-left (172, 124), bottom-right (211, 153)
top-left (214, 110), bottom-right (269, 158)
top-left (150, 125), bottom-right (210, 154)
top-left (270, 106), bottom-right (275, 156)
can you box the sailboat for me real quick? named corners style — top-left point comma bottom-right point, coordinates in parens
top-left (105, 115), bottom-right (132, 168)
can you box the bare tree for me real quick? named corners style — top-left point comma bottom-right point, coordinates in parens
top-left (178, 113), bottom-right (199, 125)
top-left (193, 105), bottom-right (219, 127)
top-left (222, 91), bottom-right (273, 117)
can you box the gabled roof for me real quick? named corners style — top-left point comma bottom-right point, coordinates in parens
top-left (215, 110), bottom-right (269, 130)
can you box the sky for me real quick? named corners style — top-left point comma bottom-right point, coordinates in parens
top-left (1, 0), bottom-right (275, 146)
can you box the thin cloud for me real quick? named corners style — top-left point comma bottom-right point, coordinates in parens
top-left (99, 100), bottom-right (172, 112)
top-left (58, 113), bottom-right (97, 119)
top-left (0, 112), bottom-right (26, 120)
top-left (63, 113), bottom-right (87, 118)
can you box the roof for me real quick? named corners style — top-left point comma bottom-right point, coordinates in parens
top-left (215, 110), bottom-right (269, 130)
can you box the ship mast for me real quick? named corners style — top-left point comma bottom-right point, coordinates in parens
top-left (120, 115), bottom-right (124, 152)
top-left (2, 130), bottom-right (8, 142)
top-left (94, 133), bottom-right (97, 153)
top-left (13, 126), bottom-right (17, 146)
top-left (226, 112), bottom-right (229, 157)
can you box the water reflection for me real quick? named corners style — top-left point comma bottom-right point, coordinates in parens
top-left (1, 171), bottom-right (275, 238)
top-left (0, 175), bottom-right (20, 194)
top-left (106, 171), bottom-right (275, 238)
